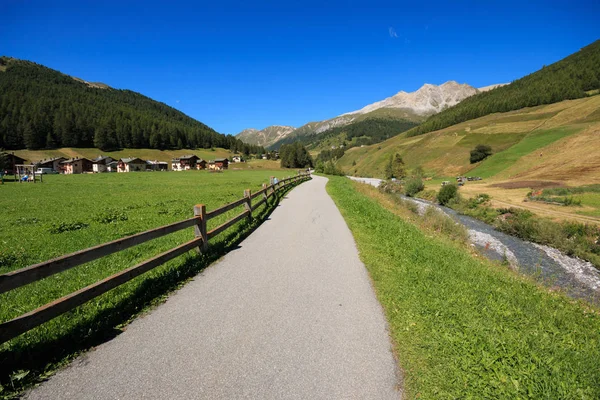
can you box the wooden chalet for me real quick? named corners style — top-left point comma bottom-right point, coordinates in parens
top-left (208, 158), bottom-right (229, 171)
top-left (196, 159), bottom-right (207, 170)
top-left (117, 158), bottom-right (147, 172)
top-left (92, 155), bottom-right (114, 173)
top-left (171, 155), bottom-right (199, 171)
top-left (60, 157), bottom-right (93, 174)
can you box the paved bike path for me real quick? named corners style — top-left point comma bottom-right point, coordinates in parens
top-left (26, 175), bottom-right (400, 399)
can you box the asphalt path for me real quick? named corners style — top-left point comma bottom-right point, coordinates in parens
top-left (26, 175), bottom-right (400, 400)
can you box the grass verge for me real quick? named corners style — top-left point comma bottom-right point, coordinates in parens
top-left (326, 176), bottom-right (600, 399)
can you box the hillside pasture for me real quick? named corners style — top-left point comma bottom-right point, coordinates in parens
top-left (340, 96), bottom-right (600, 182)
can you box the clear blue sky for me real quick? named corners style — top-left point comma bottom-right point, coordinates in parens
top-left (2, 0), bottom-right (599, 134)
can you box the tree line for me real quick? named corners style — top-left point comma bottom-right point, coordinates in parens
top-left (0, 57), bottom-right (265, 155)
top-left (279, 142), bottom-right (313, 168)
top-left (406, 39), bottom-right (600, 138)
top-left (270, 117), bottom-right (417, 151)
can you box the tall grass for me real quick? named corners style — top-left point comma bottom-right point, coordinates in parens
top-left (327, 176), bottom-right (600, 399)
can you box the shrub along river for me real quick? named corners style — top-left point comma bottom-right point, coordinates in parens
top-left (349, 177), bottom-right (600, 304)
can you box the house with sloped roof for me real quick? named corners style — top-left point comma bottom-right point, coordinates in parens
top-left (3, 152), bottom-right (27, 175)
top-left (171, 155), bottom-right (199, 171)
top-left (146, 160), bottom-right (169, 171)
top-left (91, 155), bottom-right (114, 173)
top-left (61, 157), bottom-right (93, 174)
top-left (34, 157), bottom-right (67, 172)
top-left (208, 158), bottom-right (229, 171)
top-left (117, 157), bottom-right (147, 172)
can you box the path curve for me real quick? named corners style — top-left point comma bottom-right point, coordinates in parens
top-left (26, 175), bottom-right (400, 400)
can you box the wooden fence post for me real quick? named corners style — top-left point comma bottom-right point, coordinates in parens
top-left (194, 204), bottom-right (208, 252)
top-left (262, 183), bottom-right (268, 204)
top-left (244, 189), bottom-right (252, 220)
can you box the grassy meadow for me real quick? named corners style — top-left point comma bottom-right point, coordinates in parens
top-left (327, 176), bottom-right (600, 399)
top-left (0, 169), bottom-right (296, 396)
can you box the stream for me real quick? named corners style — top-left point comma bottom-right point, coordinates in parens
top-left (348, 177), bottom-right (600, 304)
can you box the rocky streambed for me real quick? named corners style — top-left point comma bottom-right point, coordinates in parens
top-left (348, 176), bottom-right (600, 304)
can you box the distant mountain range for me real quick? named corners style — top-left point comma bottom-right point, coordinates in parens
top-left (237, 125), bottom-right (295, 148)
top-left (237, 81), bottom-right (506, 148)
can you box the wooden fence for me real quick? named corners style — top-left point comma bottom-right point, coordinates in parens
top-left (0, 172), bottom-right (311, 345)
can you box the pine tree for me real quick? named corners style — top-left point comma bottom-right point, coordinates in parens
top-left (392, 154), bottom-right (406, 179)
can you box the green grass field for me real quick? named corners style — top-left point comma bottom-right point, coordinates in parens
top-left (468, 126), bottom-right (581, 178)
top-left (0, 170), bottom-right (294, 396)
top-left (326, 176), bottom-right (600, 399)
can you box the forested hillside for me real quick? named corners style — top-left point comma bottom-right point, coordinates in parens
top-left (270, 117), bottom-right (417, 150)
top-left (0, 57), bottom-right (264, 154)
top-left (407, 39), bottom-right (600, 137)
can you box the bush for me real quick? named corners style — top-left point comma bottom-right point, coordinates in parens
top-left (378, 180), bottom-right (403, 194)
top-left (437, 184), bottom-right (459, 205)
top-left (417, 189), bottom-right (437, 202)
top-left (422, 207), bottom-right (469, 243)
top-left (404, 177), bottom-right (424, 197)
top-left (316, 160), bottom-right (344, 176)
top-left (469, 144), bottom-right (492, 164)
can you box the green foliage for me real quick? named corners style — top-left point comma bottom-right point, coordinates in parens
top-left (469, 144), bottom-right (492, 164)
top-left (407, 40), bottom-right (600, 138)
top-left (412, 165), bottom-right (425, 178)
top-left (437, 184), bottom-right (459, 205)
top-left (270, 117), bottom-right (417, 150)
top-left (0, 58), bottom-right (265, 155)
top-left (391, 153), bottom-right (405, 179)
top-left (279, 142), bottom-right (313, 168)
top-left (315, 160), bottom-right (344, 176)
top-left (422, 206), bottom-right (469, 244)
top-left (327, 176), bottom-right (600, 399)
top-left (384, 155), bottom-right (393, 179)
top-left (383, 153), bottom-right (406, 180)
top-left (404, 176), bottom-right (424, 197)
top-left (316, 147), bottom-right (345, 163)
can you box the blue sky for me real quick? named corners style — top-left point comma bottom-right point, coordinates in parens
top-left (2, 0), bottom-right (599, 134)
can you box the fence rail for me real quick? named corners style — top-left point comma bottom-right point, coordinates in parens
top-left (0, 171), bottom-right (311, 345)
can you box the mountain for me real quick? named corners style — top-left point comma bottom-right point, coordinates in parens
top-left (406, 39), bottom-right (600, 138)
top-left (236, 125), bottom-right (295, 147)
top-left (240, 81), bottom-right (492, 149)
top-left (0, 56), bottom-right (264, 154)
top-left (342, 81), bottom-right (480, 117)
